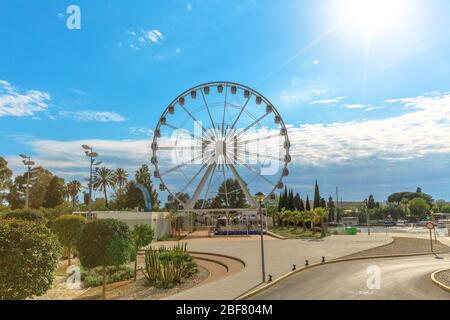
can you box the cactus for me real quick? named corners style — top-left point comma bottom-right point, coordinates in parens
top-left (142, 242), bottom-right (196, 288)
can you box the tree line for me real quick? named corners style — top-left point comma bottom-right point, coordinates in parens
top-left (0, 156), bottom-right (159, 211)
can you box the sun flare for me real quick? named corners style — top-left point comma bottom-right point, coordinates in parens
top-left (338, 0), bottom-right (405, 33)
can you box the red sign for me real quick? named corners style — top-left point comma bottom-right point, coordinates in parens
top-left (426, 221), bottom-right (436, 230)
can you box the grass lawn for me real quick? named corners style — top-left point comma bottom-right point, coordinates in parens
top-left (269, 226), bottom-right (328, 239)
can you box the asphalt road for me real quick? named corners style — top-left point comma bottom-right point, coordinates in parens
top-left (251, 254), bottom-right (450, 300)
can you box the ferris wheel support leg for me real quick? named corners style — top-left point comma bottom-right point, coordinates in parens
top-left (186, 164), bottom-right (216, 232)
top-left (228, 162), bottom-right (258, 209)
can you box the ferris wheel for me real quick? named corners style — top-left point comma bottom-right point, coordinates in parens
top-left (151, 82), bottom-right (291, 210)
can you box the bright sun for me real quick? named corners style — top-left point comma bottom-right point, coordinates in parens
top-left (338, 0), bottom-right (405, 33)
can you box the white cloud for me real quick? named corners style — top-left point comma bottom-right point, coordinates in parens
top-left (186, 2), bottom-right (193, 11)
top-left (0, 80), bottom-right (50, 118)
top-left (6, 138), bottom-right (152, 180)
top-left (59, 111), bottom-right (126, 122)
top-left (145, 30), bottom-right (164, 43)
top-left (129, 127), bottom-right (154, 136)
top-left (289, 92), bottom-right (450, 166)
top-left (365, 106), bottom-right (385, 112)
top-left (309, 97), bottom-right (345, 105)
top-left (344, 104), bottom-right (365, 109)
top-left (279, 83), bottom-right (327, 105)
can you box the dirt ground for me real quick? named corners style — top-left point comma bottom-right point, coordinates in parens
top-left (342, 237), bottom-right (450, 259)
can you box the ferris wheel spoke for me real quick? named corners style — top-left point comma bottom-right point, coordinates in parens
top-left (161, 153), bottom-right (206, 176)
top-left (179, 105), bottom-right (209, 134)
top-left (201, 90), bottom-right (216, 132)
top-left (222, 164), bottom-right (230, 207)
top-left (235, 112), bottom-right (271, 139)
top-left (236, 150), bottom-right (284, 162)
top-left (228, 95), bottom-right (252, 135)
top-left (165, 123), bottom-right (206, 143)
top-left (237, 133), bottom-right (281, 145)
top-left (158, 146), bottom-right (203, 151)
top-left (233, 156), bottom-right (277, 188)
top-left (221, 86), bottom-right (228, 137)
top-left (180, 163), bottom-right (208, 194)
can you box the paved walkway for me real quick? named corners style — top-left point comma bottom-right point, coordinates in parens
top-left (251, 254), bottom-right (450, 300)
top-left (155, 233), bottom-right (392, 300)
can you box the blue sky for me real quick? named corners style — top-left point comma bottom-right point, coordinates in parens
top-left (1, 0), bottom-right (450, 202)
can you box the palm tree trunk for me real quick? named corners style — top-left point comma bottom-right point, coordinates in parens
top-left (134, 247), bottom-right (138, 281)
top-left (103, 186), bottom-right (108, 208)
top-left (68, 243), bottom-right (71, 266)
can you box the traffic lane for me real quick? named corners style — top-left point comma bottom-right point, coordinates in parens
top-left (251, 255), bottom-right (450, 300)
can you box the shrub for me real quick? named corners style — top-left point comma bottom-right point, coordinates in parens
top-left (0, 219), bottom-right (61, 300)
top-left (81, 265), bottom-right (133, 288)
top-left (51, 214), bottom-right (87, 266)
top-left (143, 243), bottom-right (197, 289)
top-left (131, 224), bottom-right (154, 280)
top-left (3, 209), bottom-right (45, 223)
top-left (76, 219), bottom-right (135, 299)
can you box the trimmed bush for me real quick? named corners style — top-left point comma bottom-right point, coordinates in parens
top-left (131, 224), bottom-right (154, 280)
top-left (0, 219), bottom-right (61, 300)
top-left (51, 214), bottom-right (87, 266)
top-left (76, 219), bottom-right (135, 299)
top-left (3, 209), bottom-right (45, 223)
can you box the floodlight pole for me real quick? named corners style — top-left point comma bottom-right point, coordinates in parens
top-left (82, 145), bottom-right (99, 221)
top-left (88, 155), bottom-right (94, 220)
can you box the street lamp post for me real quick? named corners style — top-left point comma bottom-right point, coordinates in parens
top-left (364, 199), bottom-right (371, 236)
top-left (255, 192), bottom-right (266, 283)
top-left (82, 145), bottom-right (101, 221)
top-left (19, 154), bottom-right (35, 209)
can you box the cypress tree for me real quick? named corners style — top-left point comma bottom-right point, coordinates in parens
top-left (299, 197), bottom-right (305, 211)
top-left (278, 192), bottom-right (283, 212)
top-left (313, 180), bottom-right (321, 209)
top-left (294, 193), bottom-right (301, 210)
top-left (288, 189), bottom-right (295, 210)
top-left (327, 196), bottom-right (335, 221)
top-left (282, 186), bottom-right (288, 209)
top-left (305, 195), bottom-right (311, 211)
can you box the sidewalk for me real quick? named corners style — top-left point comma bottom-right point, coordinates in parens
top-left (159, 233), bottom-right (392, 300)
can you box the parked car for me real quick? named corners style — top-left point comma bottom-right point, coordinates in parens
top-left (384, 220), bottom-right (396, 226)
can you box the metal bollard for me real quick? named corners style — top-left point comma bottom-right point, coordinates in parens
top-left (292, 264), bottom-right (296, 271)
top-left (305, 259), bottom-right (309, 266)
top-left (268, 274), bottom-right (272, 282)
top-left (322, 256), bottom-right (326, 263)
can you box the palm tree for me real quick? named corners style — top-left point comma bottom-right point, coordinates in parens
top-left (291, 210), bottom-right (301, 229)
top-left (112, 168), bottom-right (128, 195)
top-left (314, 207), bottom-right (329, 237)
top-left (92, 167), bottom-right (115, 208)
top-left (67, 180), bottom-right (81, 207)
top-left (298, 211), bottom-right (306, 231)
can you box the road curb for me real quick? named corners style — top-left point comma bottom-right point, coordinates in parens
top-left (236, 247), bottom-right (446, 300)
top-left (265, 230), bottom-right (287, 240)
top-left (431, 269), bottom-right (450, 293)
